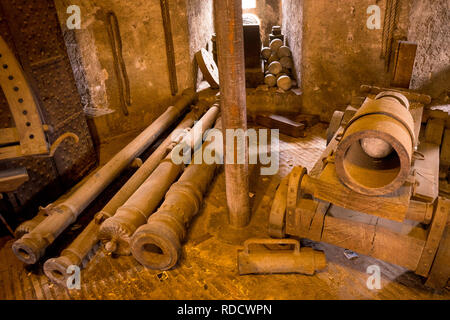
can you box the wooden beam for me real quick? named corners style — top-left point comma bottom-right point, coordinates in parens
top-left (302, 163), bottom-right (412, 222)
top-left (412, 142), bottom-right (440, 203)
top-left (256, 114), bottom-right (306, 138)
top-left (391, 41), bottom-right (417, 88)
top-left (416, 198), bottom-right (450, 277)
top-left (0, 127), bottom-right (19, 145)
top-left (0, 145), bottom-right (22, 160)
top-left (0, 167), bottom-right (29, 192)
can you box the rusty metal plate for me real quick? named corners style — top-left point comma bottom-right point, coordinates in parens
top-left (0, 0), bottom-right (96, 221)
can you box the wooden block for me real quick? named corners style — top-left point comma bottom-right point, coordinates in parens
top-left (323, 205), bottom-right (427, 270)
top-left (391, 41), bottom-right (418, 88)
top-left (0, 167), bottom-right (29, 192)
top-left (0, 128), bottom-right (19, 145)
top-left (372, 225), bottom-right (426, 271)
top-left (294, 114), bottom-right (320, 127)
top-left (341, 105), bottom-right (358, 126)
top-left (406, 200), bottom-right (434, 224)
top-left (326, 111), bottom-right (344, 145)
top-left (0, 145), bottom-right (23, 161)
top-left (441, 129), bottom-right (450, 166)
top-left (302, 163), bottom-right (412, 222)
top-left (425, 118), bottom-right (445, 145)
top-left (426, 225), bottom-right (450, 290)
top-left (290, 198), bottom-right (318, 237)
top-left (269, 175), bottom-right (289, 238)
top-left (412, 142), bottom-right (440, 203)
top-left (310, 127), bottom-right (344, 178)
top-left (322, 215), bottom-right (376, 255)
top-left (256, 114), bottom-right (306, 138)
top-left (409, 104), bottom-right (424, 146)
top-left (360, 85), bottom-right (432, 105)
top-left (422, 109), bottom-right (450, 129)
top-left (350, 96), bottom-right (366, 107)
top-left (416, 198), bottom-right (450, 277)
top-left (307, 201), bottom-right (330, 241)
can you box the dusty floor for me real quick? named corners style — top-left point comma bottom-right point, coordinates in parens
top-left (0, 123), bottom-right (449, 300)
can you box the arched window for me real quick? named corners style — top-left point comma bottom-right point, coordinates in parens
top-left (242, 13), bottom-right (260, 25)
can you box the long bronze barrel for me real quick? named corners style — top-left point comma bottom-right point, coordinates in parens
top-left (43, 107), bottom-right (206, 286)
top-left (98, 103), bottom-right (220, 255)
top-left (12, 89), bottom-right (197, 264)
top-left (131, 119), bottom-right (222, 270)
top-left (335, 91), bottom-right (415, 196)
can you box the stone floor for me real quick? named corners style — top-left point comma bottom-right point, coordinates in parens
top-left (0, 123), bottom-right (449, 300)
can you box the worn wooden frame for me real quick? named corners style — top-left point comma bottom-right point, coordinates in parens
top-left (0, 35), bottom-right (48, 160)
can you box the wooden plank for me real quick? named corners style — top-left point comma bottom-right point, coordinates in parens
top-left (289, 198), bottom-right (318, 237)
top-left (286, 167), bottom-right (305, 234)
top-left (0, 145), bottom-right (22, 160)
top-left (268, 175), bottom-right (289, 238)
top-left (360, 85), bottom-right (432, 105)
top-left (308, 201), bottom-right (330, 241)
top-left (256, 114), bottom-right (306, 138)
top-left (341, 105), bottom-right (358, 126)
top-left (303, 163), bottom-right (412, 221)
top-left (322, 215), bottom-right (376, 255)
top-left (426, 225), bottom-right (450, 290)
top-left (294, 114), bottom-right (320, 127)
top-left (425, 118), bottom-right (445, 145)
top-left (287, 198), bottom-right (330, 242)
top-left (322, 206), bottom-right (427, 270)
top-left (391, 41), bottom-right (417, 88)
top-left (0, 35), bottom-right (48, 155)
top-left (0, 127), bottom-right (19, 145)
top-left (371, 225), bottom-right (426, 271)
top-left (406, 200), bottom-right (434, 224)
top-left (416, 198), bottom-right (450, 277)
top-left (412, 142), bottom-right (440, 203)
top-left (422, 109), bottom-right (450, 129)
top-left (326, 111), bottom-right (344, 145)
top-left (409, 104), bottom-right (424, 146)
top-left (0, 167), bottom-right (29, 192)
top-left (441, 129), bottom-right (450, 166)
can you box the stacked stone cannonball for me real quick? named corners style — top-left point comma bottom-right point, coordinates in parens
top-left (261, 39), bottom-right (295, 91)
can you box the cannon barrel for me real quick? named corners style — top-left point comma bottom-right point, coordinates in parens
top-left (335, 91), bottom-right (415, 196)
top-left (43, 107), bottom-right (205, 286)
top-left (98, 104), bottom-right (220, 255)
top-left (131, 119), bottom-right (222, 270)
top-left (12, 89), bottom-right (197, 264)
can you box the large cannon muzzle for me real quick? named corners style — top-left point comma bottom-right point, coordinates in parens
top-left (335, 91), bottom-right (415, 196)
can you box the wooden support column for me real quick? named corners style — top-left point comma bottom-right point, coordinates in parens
top-left (214, 0), bottom-right (250, 227)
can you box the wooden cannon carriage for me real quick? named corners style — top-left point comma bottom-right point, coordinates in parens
top-left (269, 86), bottom-right (450, 290)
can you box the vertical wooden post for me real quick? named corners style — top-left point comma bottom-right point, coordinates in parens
top-left (214, 0), bottom-right (250, 227)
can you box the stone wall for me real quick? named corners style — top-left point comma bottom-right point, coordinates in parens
top-left (281, 0), bottom-right (303, 85)
top-left (408, 0), bottom-right (450, 101)
top-left (300, 0), bottom-right (409, 120)
top-left (281, 0), bottom-right (413, 120)
top-left (55, 0), bottom-right (192, 143)
top-left (187, 0), bottom-right (215, 89)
